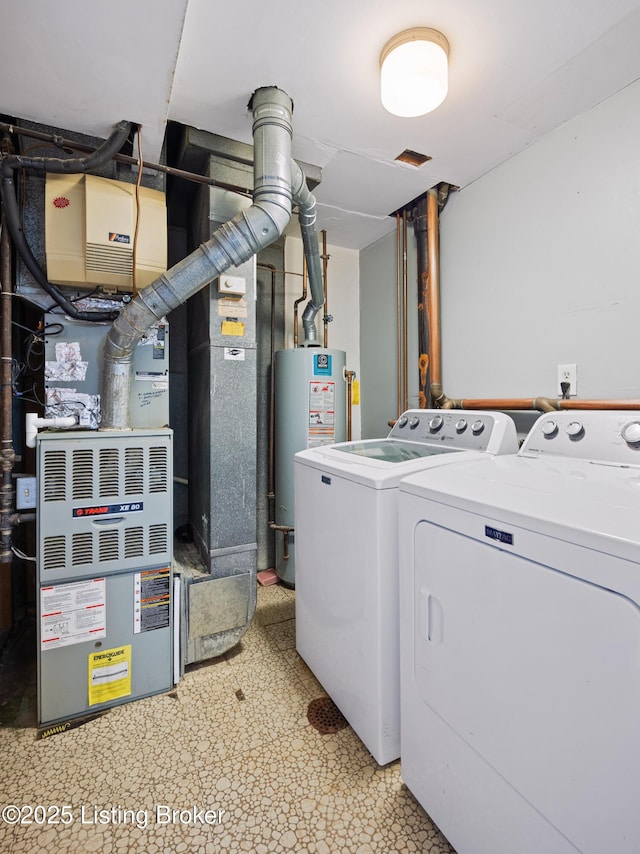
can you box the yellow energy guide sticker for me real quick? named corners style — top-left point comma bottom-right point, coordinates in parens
top-left (88, 645), bottom-right (132, 706)
top-left (221, 320), bottom-right (245, 336)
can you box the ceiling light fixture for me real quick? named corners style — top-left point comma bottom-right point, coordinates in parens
top-left (380, 27), bottom-right (449, 118)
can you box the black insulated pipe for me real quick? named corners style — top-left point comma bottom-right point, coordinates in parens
top-left (0, 120), bottom-right (132, 322)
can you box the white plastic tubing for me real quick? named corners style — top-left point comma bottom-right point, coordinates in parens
top-left (25, 413), bottom-right (76, 448)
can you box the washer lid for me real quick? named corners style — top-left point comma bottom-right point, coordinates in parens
top-left (295, 440), bottom-right (489, 490)
top-left (332, 438), bottom-right (459, 463)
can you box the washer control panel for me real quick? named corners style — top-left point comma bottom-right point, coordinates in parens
top-left (388, 410), bottom-right (518, 455)
top-left (522, 411), bottom-right (640, 463)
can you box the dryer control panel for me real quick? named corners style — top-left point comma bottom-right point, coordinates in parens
top-left (522, 411), bottom-right (640, 464)
top-left (389, 410), bottom-right (518, 455)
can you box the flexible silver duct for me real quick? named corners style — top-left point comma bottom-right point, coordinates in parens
top-left (291, 160), bottom-right (324, 345)
top-left (101, 86), bottom-right (295, 429)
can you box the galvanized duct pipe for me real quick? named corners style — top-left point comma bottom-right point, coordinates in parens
top-left (101, 87), bottom-right (295, 429)
top-left (291, 159), bottom-right (324, 345)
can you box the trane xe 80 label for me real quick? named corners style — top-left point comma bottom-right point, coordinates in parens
top-left (485, 525), bottom-right (514, 546)
top-left (73, 502), bottom-right (144, 518)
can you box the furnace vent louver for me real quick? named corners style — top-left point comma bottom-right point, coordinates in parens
top-left (99, 448), bottom-right (120, 496)
top-left (37, 430), bottom-right (173, 581)
top-left (72, 449), bottom-right (93, 499)
top-left (43, 451), bottom-right (66, 502)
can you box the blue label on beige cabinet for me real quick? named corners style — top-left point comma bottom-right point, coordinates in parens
top-left (485, 525), bottom-right (513, 545)
top-left (314, 354), bottom-right (332, 376)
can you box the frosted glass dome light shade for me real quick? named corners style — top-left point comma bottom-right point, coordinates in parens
top-left (380, 28), bottom-right (449, 118)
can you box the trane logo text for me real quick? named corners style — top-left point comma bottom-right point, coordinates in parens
top-left (73, 502), bottom-right (144, 518)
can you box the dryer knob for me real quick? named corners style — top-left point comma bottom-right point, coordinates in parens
top-left (455, 419), bottom-right (468, 433)
top-left (397, 415), bottom-right (408, 428)
top-left (621, 421), bottom-right (640, 446)
top-left (541, 420), bottom-right (558, 438)
top-left (409, 417), bottom-right (420, 429)
top-left (471, 419), bottom-right (485, 435)
top-left (429, 415), bottom-right (444, 432)
top-left (565, 421), bottom-right (584, 438)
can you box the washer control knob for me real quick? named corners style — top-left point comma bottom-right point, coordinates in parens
top-left (397, 415), bottom-right (408, 428)
top-left (621, 421), bottom-right (640, 446)
top-left (541, 420), bottom-right (558, 438)
top-left (455, 419), bottom-right (468, 433)
top-left (471, 419), bottom-right (485, 435)
top-left (565, 421), bottom-right (584, 439)
top-left (409, 416), bottom-right (420, 429)
top-left (429, 415), bottom-right (444, 432)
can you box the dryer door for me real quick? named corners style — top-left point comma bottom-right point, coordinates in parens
top-left (411, 517), bottom-right (640, 854)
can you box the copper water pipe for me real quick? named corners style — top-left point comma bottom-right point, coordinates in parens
top-left (396, 213), bottom-right (402, 418)
top-left (321, 229), bottom-right (329, 348)
top-left (293, 255), bottom-right (307, 348)
top-left (438, 397), bottom-right (640, 412)
top-left (345, 370), bottom-right (356, 440)
top-left (402, 209), bottom-right (409, 412)
top-left (426, 189), bottom-right (442, 399)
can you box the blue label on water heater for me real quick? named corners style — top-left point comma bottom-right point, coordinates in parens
top-left (314, 353), bottom-right (332, 376)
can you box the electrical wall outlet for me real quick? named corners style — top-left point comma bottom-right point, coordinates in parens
top-left (16, 476), bottom-right (37, 510)
top-left (557, 364), bottom-right (577, 397)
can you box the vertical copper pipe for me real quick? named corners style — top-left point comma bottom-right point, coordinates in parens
top-left (293, 255), bottom-right (307, 348)
top-left (396, 213), bottom-right (402, 418)
top-left (322, 229), bottom-right (328, 348)
top-left (402, 209), bottom-right (409, 412)
top-left (414, 196), bottom-right (430, 409)
top-left (426, 189), bottom-right (442, 390)
top-left (345, 370), bottom-right (355, 441)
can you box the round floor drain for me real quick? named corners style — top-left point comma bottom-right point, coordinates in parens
top-left (307, 696), bottom-right (348, 734)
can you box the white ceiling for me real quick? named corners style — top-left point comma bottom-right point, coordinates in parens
top-left (3, 0), bottom-right (640, 250)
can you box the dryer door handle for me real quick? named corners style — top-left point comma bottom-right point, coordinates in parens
top-left (419, 587), bottom-right (444, 644)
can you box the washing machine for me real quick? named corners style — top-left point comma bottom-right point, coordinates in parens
top-left (294, 409), bottom-right (518, 765)
top-left (398, 410), bottom-right (640, 854)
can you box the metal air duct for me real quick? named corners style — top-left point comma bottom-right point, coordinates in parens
top-left (101, 86), bottom-right (295, 428)
top-left (291, 160), bottom-right (324, 345)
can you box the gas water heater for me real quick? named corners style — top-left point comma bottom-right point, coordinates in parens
top-left (274, 347), bottom-right (346, 586)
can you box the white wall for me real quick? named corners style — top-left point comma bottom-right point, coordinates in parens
top-left (284, 236), bottom-right (361, 438)
top-left (439, 78), bottom-right (640, 402)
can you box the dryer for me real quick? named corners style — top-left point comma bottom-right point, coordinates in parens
top-left (399, 410), bottom-right (640, 854)
top-left (294, 409), bottom-right (518, 764)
